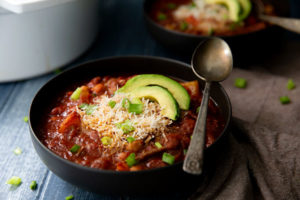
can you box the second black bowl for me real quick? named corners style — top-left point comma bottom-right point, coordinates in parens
top-left (143, 0), bottom-right (288, 66)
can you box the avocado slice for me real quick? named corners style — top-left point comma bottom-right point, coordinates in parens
top-left (238, 0), bottom-right (252, 21)
top-left (118, 74), bottom-right (190, 110)
top-left (128, 86), bottom-right (179, 120)
top-left (205, 0), bottom-right (240, 22)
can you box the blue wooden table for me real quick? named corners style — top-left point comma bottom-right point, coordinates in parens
top-left (0, 0), bottom-right (299, 200)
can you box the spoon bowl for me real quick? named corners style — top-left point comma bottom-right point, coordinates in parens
top-left (183, 38), bottom-right (233, 175)
top-left (191, 38), bottom-right (233, 82)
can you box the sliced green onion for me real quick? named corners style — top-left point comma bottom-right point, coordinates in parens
top-left (234, 78), bottom-right (247, 88)
top-left (70, 87), bottom-right (82, 100)
top-left (155, 142), bottom-right (162, 149)
top-left (279, 96), bottom-right (291, 104)
top-left (183, 149), bottom-right (187, 155)
top-left (6, 176), bottom-right (22, 186)
top-left (126, 136), bottom-right (135, 143)
top-left (108, 100), bottom-right (116, 108)
top-left (157, 13), bottom-right (167, 21)
top-left (180, 21), bottom-right (188, 31)
top-left (208, 28), bottom-right (214, 36)
top-left (54, 68), bottom-right (62, 75)
top-left (13, 147), bottom-right (22, 155)
top-left (101, 136), bottom-right (112, 146)
top-left (30, 180), bottom-right (37, 190)
top-left (162, 152), bottom-right (175, 165)
top-left (70, 144), bottom-right (80, 153)
top-left (79, 104), bottom-right (97, 115)
top-left (65, 195), bottom-right (74, 200)
top-left (167, 3), bottom-right (176, 9)
top-left (116, 120), bottom-right (135, 134)
top-left (121, 123), bottom-right (135, 134)
top-left (125, 153), bottom-right (137, 167)
top-left (23, 116), bottom-right (28, 123)
top-left (115, 122), bottom-right (122, 129)
top-left (189, 2), bottom-right (196, 8)
top-left (196, 106), bottom-right (200, 113)
top-left (122, 98), bottom-right (131, 109)
top-left (287, 79), bottom-right (296, 90)
top-left (128, 103), bottom-right (143, 114)
top-left (79, 103), bottom-right (88, 109)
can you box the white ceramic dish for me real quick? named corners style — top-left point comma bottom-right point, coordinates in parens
top-left (0, 0), bottom-right (100, 82)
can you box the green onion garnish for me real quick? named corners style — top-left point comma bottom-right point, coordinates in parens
top-left (23, 116), bottom-right (28, 123)
top-left (6, 176), bottom-right (22, 186)
top-left (155, 142), bottom-right (162, 149)
top-left (70, 87), bottom-right (82, 100)
top-left (180, 21), bottom-right (188, 31)
top-left (30, 180), bottom-right (37, 190)
top-left (196, 106), bottom-right (200, 113)
top-left (162, 152), bottom-right (175, 165)
top-left (125, 153), bottom-right (137, 167)
top-left (235, 78), bottom-right (247, 88)
top-left (189, 2), bottom-right (196, 8)
top-left (183, 149), bottom-right (187, 155)
top-left (121, 123), bottom-right (135, 134)
top-left (65, 195), bottom-right (74, 200)
top-left (70, 144), bottom-right (80, 153)
top-left (108, 100), bottom-right (116, 108)
top-left (122, 98), bottom-right (131, 109)
top-left (54, 68), bottom-right (62, 75)
top-left (126, 137), bottom-right (135, 143)
top-left (79, 103), bottom-right (97, 115)
top-left (208, 28), bottom-right (214, 36)
top-left (279, 96), bottom-right (291, 104)
top-left (79, 103), bottom-right (88, 109)
top-left (116, 120), bottom-right (135, 134)
top-left (157, 13), bottom-right (167, 21)
top-left (287, 79), bottom-right (296, 90)
top-left (101, 136), bottom-right (112, 146)
top-left (167, 3), bottom-right (176, 9)
top-left (128, 103), bottom-right (143, 114)
top-left (13, 147), bottom-right (22, 155)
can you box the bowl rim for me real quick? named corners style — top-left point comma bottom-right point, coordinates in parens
top-left (143, 0), bottom-right (271, 39)
top-left (29, 55), bottom-right (232, 175)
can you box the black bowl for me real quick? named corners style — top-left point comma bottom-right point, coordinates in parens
top-left (143, 0), bottom-right (288, 66)
top-left (29, 56), bottom-right (232, 195)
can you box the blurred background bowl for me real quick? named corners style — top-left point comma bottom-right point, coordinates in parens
top-left (143, 0), bottom-right (289, 66)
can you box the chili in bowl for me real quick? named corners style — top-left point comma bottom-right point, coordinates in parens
top-left (144, 0), bottom-right (286, 64)
top-left (29, 56), bottom-right (231, 195)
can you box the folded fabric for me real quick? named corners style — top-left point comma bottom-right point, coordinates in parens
top-left (190, 69), bottom-right (300, 200)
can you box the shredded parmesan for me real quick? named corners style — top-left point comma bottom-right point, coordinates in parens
top-left (76, 93), bottom-right (172, 149)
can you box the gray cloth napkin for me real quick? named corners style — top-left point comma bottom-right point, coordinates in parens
top-left (190, 68), bottom-right (300, 200)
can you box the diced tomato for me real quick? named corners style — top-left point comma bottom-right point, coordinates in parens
top-left (58, 112), bottom-right (81, 133)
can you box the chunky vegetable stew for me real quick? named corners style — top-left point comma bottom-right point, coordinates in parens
top-left (41, 75), bottom-right (225, 171)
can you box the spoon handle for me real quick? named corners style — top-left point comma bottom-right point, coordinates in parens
top-left (259, 15), bottom-right (300, 34)
top-left (183, 82), bottom-right (211, 175)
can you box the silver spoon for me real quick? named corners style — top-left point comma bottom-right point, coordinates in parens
top-left (183, 38), bottom-right (233, 175)
top-left (253, 0), bottom-right (300, 34)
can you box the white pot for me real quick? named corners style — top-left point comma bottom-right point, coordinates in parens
top-left (0, 0), bottom-right (100, 82)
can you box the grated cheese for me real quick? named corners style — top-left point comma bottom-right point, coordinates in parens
top-left (76, 93), bottom-right (172, 149)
